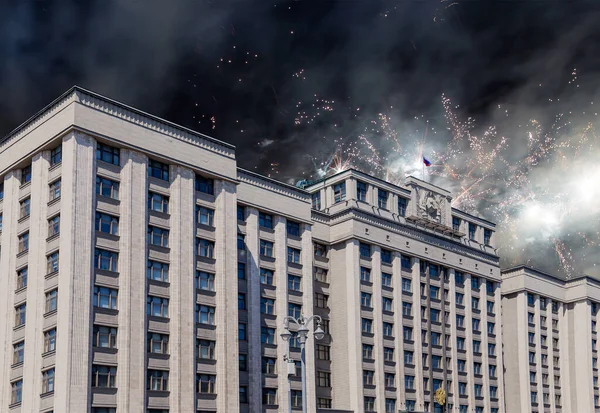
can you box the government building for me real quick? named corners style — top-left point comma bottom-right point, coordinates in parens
top-left (0, 85), bottom-right (552, 413)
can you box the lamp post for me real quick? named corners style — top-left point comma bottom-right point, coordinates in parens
top-left (281, 314), bottom-right (325, 413)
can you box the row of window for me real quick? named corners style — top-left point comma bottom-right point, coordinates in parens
top-left (14, 290), bottom-right (57, 328)
top-left (10, 367), bottom-right (56, 405)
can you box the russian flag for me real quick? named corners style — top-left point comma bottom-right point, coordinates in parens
top-left (423, 157), bottom-right (432, 167)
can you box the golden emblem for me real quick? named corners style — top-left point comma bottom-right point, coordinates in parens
top-left (434, 388), bottom-right (446, 405)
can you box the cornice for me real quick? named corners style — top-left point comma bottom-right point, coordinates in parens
top-left (237, 169), bottom-right (310, 202)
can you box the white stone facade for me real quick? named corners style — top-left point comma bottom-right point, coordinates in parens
top-left (0, 86), bottom-right (515, 413)
top-left (502, 265), bottom-right (600, 413)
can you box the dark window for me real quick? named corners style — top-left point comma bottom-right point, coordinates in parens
top-left (287, 221), bottom-right (301, 237)
top-left (334, 182), bottom-right (346, 203)
top-left (468, 222), bottom-right (476, 240)
top-left (357, 181), bottom-right (367, 201)
top-left (378, 189), bottom-right (388, 209)
top-left (96, 143), bottom-right (120, 165)
top-left (148, 159), bottom-right (169, 181)
top-left (359, 243), bottom-right (371, 258)
top-left (238, 263), bottom-right (246, 280)
top-left (398, 197), bottom-right (407, 216)
top-left (237, 205), bottom-right (245, 221)
top-left (50, 145), bottom-right (62, 166)
top-left (312, 192), bottom-right (321, 210)
top-left (195, 175), bottom-right (214, 194)
top-left (381, 249), bottom-right (392, 264)
top-left (22, 165), bottom-right (32, 184)
top-left (259, 212), bottom-right (273, 229)
top-left (452, 216), bottom-right (461, 232)
top-left (484, 228), bottom-right (492, 245)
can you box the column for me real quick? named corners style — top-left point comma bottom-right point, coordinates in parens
top-left (54, 132), bottom-right (96, 412)
top-left (0, 172), bottom-right (19, 410)
top-left (448, 269), bottom-right (461, 410)
top-left (345, 239), bottom-right (363, 412)
top-left (371, 246), bottom-right (386, 413)
top-left (274, 216), bottom-right (290, 410)
top-left (494, 283), bottom-right (506, 413)
top-left (392, 253), bottom-right (405, 408)
top-left (168, 165), bottom-right (195, 412)
top-left (571, 300), bottom-right (594, 411)
top-left (410, 257), bottom-right (424, 410)
top-left (301, 223), bottom-right (317, 413)
top-left (245, 208), bottom-right (262, 412)
top-left (558, 302), bottom-right (571, 411)
top-left (547, 299), bottom-right (557, 413)
top-left (213, 179), bottom-right (240, 411)
top-left (516, 292), bottom-right (531, 412)
top-left (116, 150), bottom-right (147, 411)
top-left (479, 281), bottom-right (491, 413)
top-left (533, 295), bottom-right (544, 411)
top-left (21, 152), bottom-right (50, 412)
top-left (463, 274), bottom-right (476, 409)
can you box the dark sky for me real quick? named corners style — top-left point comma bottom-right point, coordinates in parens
top-left (1, 0), bottom-right (600, 275)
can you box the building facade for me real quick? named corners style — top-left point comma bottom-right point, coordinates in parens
top-left (0, 86), bottom-right (505, 413)
top-left (502, 265), bottom-right (600, 413)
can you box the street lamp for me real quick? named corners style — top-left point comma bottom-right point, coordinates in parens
top-left (281, 314), bottom-right (324, 413)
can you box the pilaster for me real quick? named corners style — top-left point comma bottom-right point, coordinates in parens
top-left (410, 257), bottom-right (424, 410)
top-left (371, 246), bottom-right (386, 413)
top-left (274, 215), bottom-right (290, 410)
top-left (301, 223), bottom-right (317, 413)
top-left (463, 273), bottom-right (475, 410)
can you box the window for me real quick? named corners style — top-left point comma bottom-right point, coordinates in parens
top-left (261, 297), bottom-right (275, 315)
top-left (406, 400), bottom-right (416, 411)
top-left (197, 305), bottom-right (215, 325)
top-left (454, 271), bottom-right (464, 285)
top-left (405, 375), bottom-right (415, 389)
top-left (238, 263), bottom-right (246, 280)
top-left (456, 315), bottom-right (465, 327)
top-left (474, 384), bottom-right (483, 397)
top-left (49, 144), bottom-right (63, 166)
top-left (95, 212), bottom-right (118, 235)
top-left (383, 347), bottom-right (394, 362)
top-left (195, 175), bottom-right (214, 194)
top-left (40, 368), bottom-right (55, 394)
top-left (237, 205), bottom-right (245, 221)
top-left (487, 280), bottom-right (495, 294)
top-left (316, 344), bottom-right (330, 360)
top-left (489, 364), bottom-right (497, 378)
top-left (11, 380), bottom-right (22, 405)
top-left (529, 351), bottom-right (535, 364)
top-left (259, 212), bottom-right (273, 229)
top-left (95, 248), bottom-right (118, 272)
top-left (318, 398), bottom-right (332, 409)
top-left (45, 290), bottom-right (58, 313)
top-left (287, 247), bottom-right (301, 264)
top-left (403, 326), bottom-right (413, 341)
top-left (471, 276), bottom-right (479, 289)
top-left (457, 337), bottom-right (465, 350)
top-left (15, 304), bottom-right (26, 327)
top-left (356, 181), bottom-right (368, 202)
top-left (472, 297), bottom-right (479, 310)
top-left (364, 397), bottom-right (376, 412)
top-left (473, 362), bottom-right (482, 375)
top-left (429, 264), bottom-right (439, 277)
top-left (94, 326), bottom-right (117, 349)
top-left (531, 391), bottom-right (537, 404)
top-left (488, 343), bottom-right (496, 356)
top-left (378, 189), bottom-right (388, 208)
top-left (262, 357), bottom-right (277, 374)
top-left (473, 340), bottom-right (481, 353)
top-left (0, 213), bottom-right (2, 231)
top-left (528, 312), bottom-right (535, 323)
top-left (552, 301), bottom-right (559, 313)
top-left (239, 354), bottom-right (247, 371)
top-left (487, 301), bottom-right (494, 313)
top-left (196, 206), bottom-right (214, 226)
top-left (528, 293), bottom-right (535, 306)
top-left (315, 293), bottom-right (328, 308)
top-left (484, 228), bottom-right (492, 245)
top-left (288, 275), bottom-right (301, 291)
top-left (96, 142), bottom-right (120, 165)
top-left (148, 260), bottom-right (169, 282)
top-left (239, 323), bottom-right (247, 340)
top-left (430, 285), bottom-right (440, 300)
top-left (530, 371), bottom-right (536, 383)
top-left (47, 215), bottom-right (60, 237)
top-left (383, 322), bottom-right (394, 337)
top-left (16, 267), bottom-right (27, 290)
top-left (488, 322), bottom-right (495, 334)
top-left (362, 318), bottom-right (373, 334)
top-left (359, 242), bottom-right (371, 258)
top-left (263, 388), bottom-right (277, 405)
top-left (197, 339), bottom-right (215, 360)
top-left (197, 238), bottom-right (214, 258)
top-left (360, 267), bottom-right (371, 282)
top-left (21, 165), bottom-right (32, 184)
top-left (148, 226), bottom-right (169, 247)
top-left (361, 292), bottom-right (372, 308)
top-left (238, 293), bottom-right (246, 310)
top-left (18, 232), bottom-right (29, 253)
top-left (148, 192), bottom-right (169, 213)
top-left (19, 198), bottom-right (30, 218)
top-left (148, 159), bottom-right (169, 181)
top-left (288, 303), bottom-right (302, 318)
top-left (260, 268), bottom-right (274, 285)
top-left (334, 182), bottom-right (346, 203)
top-left (317, 371), bottom-right (331, 387)
top-left (468, 222), bottom-right (476, 240)
top-left (312, 192), bottom-right (321, 210)
top-left (404, 350), bottom-right (414, 364)
top-left (194, 271), bottom-right (215, 291)
top-left (452, 216), bottom-right (461, 232)
top-left (432, 355), bottom-right (442, 369)
top-left (92, 365), bottom-right (117, 388)
top-left (261, 327), bottom-right (275, 344)
top-left (240, 386), bottom-right (248, 403)
top-left (0, 182), bottom-right (3, 200)
top-left (260, 240), bottom-right (274, 257)
top-left (147, 296), bottom-right (169, 318)
top-left (459, 382), bottom-right (467, 396)
top-left (315, 267), bottom-right (328, 283)
top-left (148, 370), bottom-right (169, 391)
top-left (528, 332), bottom-right (535, 344)
top-left (363, 370), bottom-right (375, 385)
top-left (398, 197), bottom-right (407, 216)
top-left (96, 176), bottom-right (119, 199)
top-left (362, 343), bottom-right (374, 359)
top-left (287, 221), bottom-right (301, 237)
top-left (431, 309), bottom-right (440, 323)
top-left (402, 278), bottom-right (412, 292)
top-left (383, 297), bottom-right (393, 312)
top-left (457, 359), bottom-right (466, 372)
top-left (13, 341), bottom-right (24, 365)
top-left (431, 332), bottom-right (441, 345)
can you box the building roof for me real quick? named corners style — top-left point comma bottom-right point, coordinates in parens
top-left (0, 85), bottom-right (236, 151)
top-left (501, 264), bottom-right (596, 283)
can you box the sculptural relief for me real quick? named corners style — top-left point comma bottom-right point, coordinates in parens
top-left (417, 188), bottom-right (444, 223)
